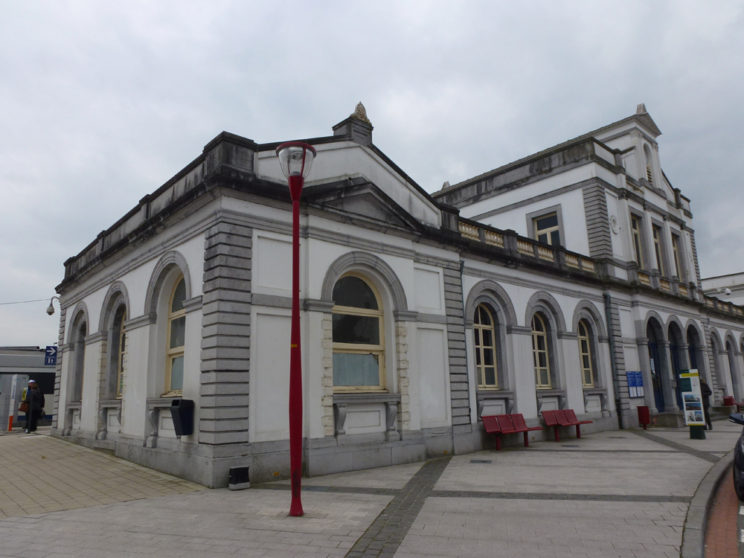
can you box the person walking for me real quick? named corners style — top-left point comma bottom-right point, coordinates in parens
top-left (25, 379), bottom-right (45, 433)
top-left (700, 378), bottom-right (713, 430)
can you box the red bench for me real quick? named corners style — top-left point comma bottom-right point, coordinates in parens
top-left (542, 409), bottom-right (592, 441)
top-left (482, 413), bottom-right (543, 450)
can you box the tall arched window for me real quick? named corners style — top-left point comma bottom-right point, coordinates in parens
top-left (474, 304), bottom-right (499, 389)
top-left (71, 318), bottom-right (87, 402)
top-left (112, 306), bottom-right (127, 398)
top-left (332, 274), bottom-right (384, 390)
top-left (532, 313), bottom-right (551, 389)
top-left (165, 276), bottom-right (186, 395)
top-left (577, 319), bottom-right (595, 388)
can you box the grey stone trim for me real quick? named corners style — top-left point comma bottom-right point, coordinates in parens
top-left (199, 221), bottom-right (252, 447)
top-left (462, 265), bottom-right (606, 304)
top-left (413, 312), bottom-right (448, 325)
top-left (689, 229), bottom-right (702, 286)
top-left (394, 310), bottom-right (419, 322)
top-left (124, 313), bottom-right (156, 330)
top-left (571, 300), bottom-right (609, 339)
top-left (525, 203), bottom-right (564, 241)
top-left (464, 279), bottom-right (518, 328)
top-left (183, 295), bottom-right (203, 312)
top-left (507, 325), bottom-right (532, 335)
top-left (320, 251), bottom-right (409, 313)
top-left (583, 185), bottom-right (613, 259)
top-left (305, 299), bottom-right (334, 313)
top-left (86, 331), bottom-right (105, 344)
top-left (557, 331), bottom-right (578, 340)
top-left (524, 291), bottom-right (568, 332)
top-left (97, 282), bottom-right (130, 336)
top-left (66, 302), bottom-right (90, 344)
top-left (443, 266), bottom-right (470, 428)
top-left (251, 293), bottom-right (291, 309)
top-left (144, 251), bottom-right (193, 316)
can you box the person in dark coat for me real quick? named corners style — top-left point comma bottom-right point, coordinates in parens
top-left (25, 379), bottom-right (45, 433)
top-left (700, 379), bottom-right (713, 430)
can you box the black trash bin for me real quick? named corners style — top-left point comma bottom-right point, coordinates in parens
top-left (170, 398), bottom-right (194, 437)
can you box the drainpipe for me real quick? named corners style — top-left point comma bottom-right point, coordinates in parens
top-left (603, 292), bottom-right (624, 429)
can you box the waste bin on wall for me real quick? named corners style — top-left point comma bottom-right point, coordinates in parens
top-left (637, 405), bottom-right (650, 430)
top-left (171, 398), bottom-right (194, 437)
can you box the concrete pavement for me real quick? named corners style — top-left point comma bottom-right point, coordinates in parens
top-left (0, 420), bottom-right (740, 557)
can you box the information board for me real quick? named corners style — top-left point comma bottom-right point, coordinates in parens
top-left (679, 369), bottom-right (705, 426)
top-left (626, 371), bottom-right (644, 398)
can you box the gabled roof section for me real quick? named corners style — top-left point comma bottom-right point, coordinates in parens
top-left (304, 176), bottom-right (427, 234)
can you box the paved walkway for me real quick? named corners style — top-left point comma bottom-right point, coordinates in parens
top-left (0, 420), bottom-right (740, 557)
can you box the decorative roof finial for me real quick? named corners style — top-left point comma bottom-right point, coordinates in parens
top-left (636, 103), bottom-right (648, 115)
top-left (353, 102), bottom-right (371, 124)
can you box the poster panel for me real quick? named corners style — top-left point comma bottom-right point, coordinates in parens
top-left (679, 369), bottom-right (705, 426)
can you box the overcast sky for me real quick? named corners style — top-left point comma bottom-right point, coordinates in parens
top-left (1, 0), bottom-right (743, 348)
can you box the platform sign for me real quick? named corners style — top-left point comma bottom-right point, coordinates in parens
top-left (679, 369), bottom-right (705, 426)
top-left (44, 345), bottom-right (57, 366)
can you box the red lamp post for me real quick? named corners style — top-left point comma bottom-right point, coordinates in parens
top-left (275, 141), bottom-right (317, 517)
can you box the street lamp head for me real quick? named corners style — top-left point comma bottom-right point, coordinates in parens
top-left (276, 142), bottom-right (316, 179)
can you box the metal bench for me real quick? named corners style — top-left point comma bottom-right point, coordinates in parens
top-left (542, 409), bottom-right (592, 441)
top-left (482, 413), bottom-right (543, 450)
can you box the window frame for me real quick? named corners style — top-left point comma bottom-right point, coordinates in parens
top-left (533, 212), bottom-right (561, 246)
top-left (671, 233), bottom-right (684, 280)
top-left (652, 224), bottom-right (665, 275)
top-left (630, 213), bottom-right (644, 267)
top-left (474, 304), bottom-right (499, 389)
top-left (112, 306), bottom-right (127, 399)
top-left (531, 313), bottom-right (552, 389)
top-left (577, 319), bottom-right (596, 388)
top-left (331, 273), bottom-right (386, 392)
top-left (163, 276), bottom-right (186, 397)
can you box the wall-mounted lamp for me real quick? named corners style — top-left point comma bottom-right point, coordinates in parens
top-left (46, 296), bottom-right (60, 316)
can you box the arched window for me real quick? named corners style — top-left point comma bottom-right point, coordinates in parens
top-left (112, 306), bottom-right (127, 398)
top-left (165, 276), bottom-right (186, 395)
top-left (332, 274), bottom-right (384, 390)
top-left (578, 319), bottom-right (595, 388)
top-left (474, 304), bottom-right (499, 389)
top-left (71, 318), bottom-right (87, 402)
top-left (532, 313), bottom-right (551, 389)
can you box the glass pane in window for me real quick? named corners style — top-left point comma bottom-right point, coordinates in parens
top-left (583, 355), bottom-right (590, 369)
top-left (333, 315), bottom-right (379, 344)
top-left (475, 346), bottom-right (483, 365)
top-left (170, 316), bottom-right (185, 348)
top-left (333, 353), bottom-right (380, 386)
top-left (170, 356), bottom-right (184, 391)
top-left (483, 348), bottom-right (494, 366)
top-left (482, 329), bottom-right (492, 347)
top-left (536, 214), bottom-right (558, 229)
top-left (550, 230), bottom-right (560, 246)
top-left (538, 352), bottom-right (547, 368)
top-left (537, 233), bottom-right (547, 243)
top-left (484, 366), bottom-right (496, 385)
top-left (171, 279), bottom-right (186, 312)
top-left (536, 336), bottom-right (546, 351)
top-left (333, 276), bottom-right (378, 309)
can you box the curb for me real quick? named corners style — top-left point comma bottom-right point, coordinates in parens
top-left (681, 449), bottom-right (735, 558)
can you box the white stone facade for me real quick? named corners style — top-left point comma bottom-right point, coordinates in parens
top-left (51, 106), bottom-right (744, 487)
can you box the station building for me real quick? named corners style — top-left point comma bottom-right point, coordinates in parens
top-left (51, 103), bottom-right (744, 487)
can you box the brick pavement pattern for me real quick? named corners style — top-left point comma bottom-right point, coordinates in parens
top-left (0, 421), bottom-right (741, 557)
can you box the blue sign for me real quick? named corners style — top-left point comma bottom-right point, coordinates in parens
top-left (44, 345), bottom-right (58, 366)
top-left (626, 371), bottom-right (644, 398)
